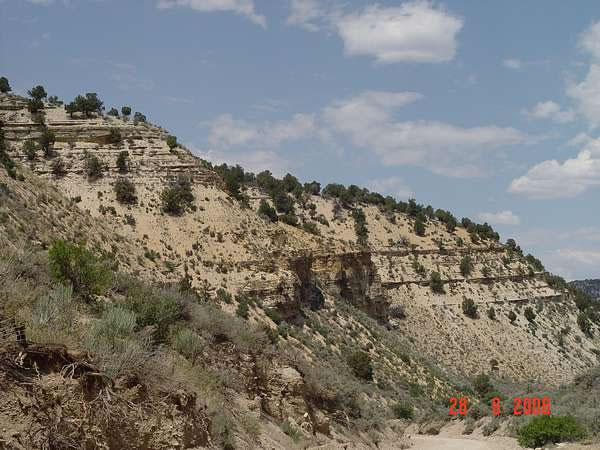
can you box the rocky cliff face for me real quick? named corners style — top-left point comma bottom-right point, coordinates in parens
top-left (1, 92), bottom-right (597, 390)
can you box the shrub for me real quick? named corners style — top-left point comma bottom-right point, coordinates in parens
top-left (347, 350), bottom-right (373, 381)
top-left (462, 298), bottom-right (477, 318)
top-left (27, 98), bottom-right (44, 114)
top-left (460, 255), bottom-right (473, 277)
top-left (31, 284), bottom-right (74, 329)
top-left (525, 254), bottom-right (544, 272)
top-left (28, 85), bottom-right (47, 101)
top-left (303, 181), bottom-right (321, 195)
top-left (352, 208), bottom-right (369, 246)
top-left (216, 288), bottom-right (232, 304)
top-left (107, 107), bottom-right (119, 117)
top-left (508, 310), bottom-right (517, 323)
top-left (302, 221), bottom-right (319, 235)
top-left (121, 106), bottom-right (131, 117)
top-left (414, 218), bottom-right (426, 236)
top-left (258, 199), bottom-right (277, 222)
top-left (160, 175), bottom-right (195, 215)
top-left (84, 153), bottom-right (104, 179)
top-left (392, 402), bottom-right (414, 420)
top-left (236, 300), bottom-right (250, 319)
top-left (84, 306), bottom-right (154, 379)
top-left (39, 128), bottom-right (55, 157)
top-left (108, 127), bottom-right (122, 144)
top-left (0, 76), bottom-right (10, 93)
top-left (272, 191), bottom-right (294, 214)
top-left (23, 140), bottom-right (38, 160)
top-left (482, 418), bottom-right (499, 436)
top-left (122, 284), bottom-right (185, 340)
top-left (280, 421), bottom-right (302, 443)
top-left (51, 158), bottom-right (66, 177)
top-left (524, 306), bottom-right (536, 323)
top-left (133, 112), bottom-right (146, 124)
top-left (116, 150), bottom-right (129, 173)
top-left (170, 327), bottom-right (204, 364)
top-left (430, 271), bottom-right (445, 294)
top-left (577, 313), bottom-right (592, 336)
top-left (114, 178), bottom-right (137, 204)
top-left (517, 416), bottom-right (585, 448)
top-left (48, 240), bottom-right (112, 300)
top-left (487, 307), bottom-right (496, 320)
top-left (473, 373), bottom-right (493, 397)
top-left (166, 135), bottom-right (177, 150)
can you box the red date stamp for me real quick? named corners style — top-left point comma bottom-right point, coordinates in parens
top-left (449, 396), bottom-right (551, 416)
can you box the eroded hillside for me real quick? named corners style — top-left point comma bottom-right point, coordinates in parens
top-left (1, 90), bottom-right (599, 448)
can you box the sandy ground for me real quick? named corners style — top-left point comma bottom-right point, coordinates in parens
top-left (411, 435), bottom-right (499, 450)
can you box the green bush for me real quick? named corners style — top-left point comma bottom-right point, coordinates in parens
top-left (524, 306), bottom-right (536, 323)
top-left (121, 106), bottom-right (131, 117)
top-left (347, 350), bottom-right (373, 381)
top-left (51, 158), bottom-right (66, 177)
top-left (170, 327), bottom-right (204, 364)
top-left (0, 76), bottom-right (11, 93)
top-left (392, 402), bottom-right (414, 420)
top-left (352, 208), bottom-right (369, 246)
top-left (280, 420), bottom-right (302, 443)
top-left (122, 285), bottom-right (185, 340)
top-left (84, 153), bottom-right (104, 179)
top-left (414, 218), bottom-right (426, 236)
top-left (107, 107), bottom-right (119, 117)
top-left (114, 178), bottom-right (137, 204)
top-left (430, 271), bottom-right (445, 294)
top-left (84, 306), bottom-right (154, 379)
top-left (517, 416), bottom-right (585, 448)
top-left (48, 240), bottom-right (112, 300)
top-left (160, 175), bottom-right (195, 215)
top-left (473, 373), bottom-right (493, 397)
top-left (166, 135), bottom-right (177, 150)
top-left (462, 298), bottom-right (477, 318)
top-left (460, 255), bottom-right (473, 277)
top-left (508, 310), bottom-right (517, 323)
top-left (40, 128), bottom-right (55, 157)
top-left (116, 150), bottom-right (129, 173)
top-left (487, 307), bottom-right (496, 320)
top-left (236, 300), bottom-right (250, 319)
top-left (258, 199), bottom-right (277, 222)
top-left (108, 127), bottom-right (122, 144)
top-left (23, 140), bottom-right (38, 160)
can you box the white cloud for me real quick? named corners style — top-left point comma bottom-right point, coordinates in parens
top-left (578, 20), bottom-right (600, 60)
top-left (195, 147), bottom-right (289, 176)
top-left (522, 100), bottom-right (575, 124)
top-left (367, 176), bottom-right (413, 199)
top-left (565, 21), bottom-right (600, 127)
top-left (324, 91), bottom-right (526, 177)
top-left (205, 113), bottom-right (317, 148)
top-left (477, 210), bottom-right (520, 226)
top-left (286, 0), bottom-right (328, 31)
top-left (502, 58), bottom-right (523, 69)
top-left (546, 248), bottom-right (600, 280)
top-left (508, 140), bottom-right (600, 199)
top-left (157, 0), bottom-right (266, 28)
top-left (567, 64), bottom-right (600, 128)
top-left (335, 2), bottom-right (463, 64)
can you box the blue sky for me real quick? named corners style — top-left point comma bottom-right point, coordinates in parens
top-left (2, 0), bottom-right (600, 280)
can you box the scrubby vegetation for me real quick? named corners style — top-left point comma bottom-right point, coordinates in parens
top-left (48, 240), bottom-right (113, 301)
top-left (517, 416), bottom-right (586, 448)
top-left (160, 174), bottom-right (195, 215)
top-left (114, 178), bottom-right (137, 204)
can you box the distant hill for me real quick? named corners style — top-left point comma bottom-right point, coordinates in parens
top-left (570, 279), bottom-right (600, 300)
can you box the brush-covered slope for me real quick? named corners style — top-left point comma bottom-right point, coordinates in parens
top-left (2, 92), bottom-right (597, 385)
top-left (1, 89), bottom-right (600, 448)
